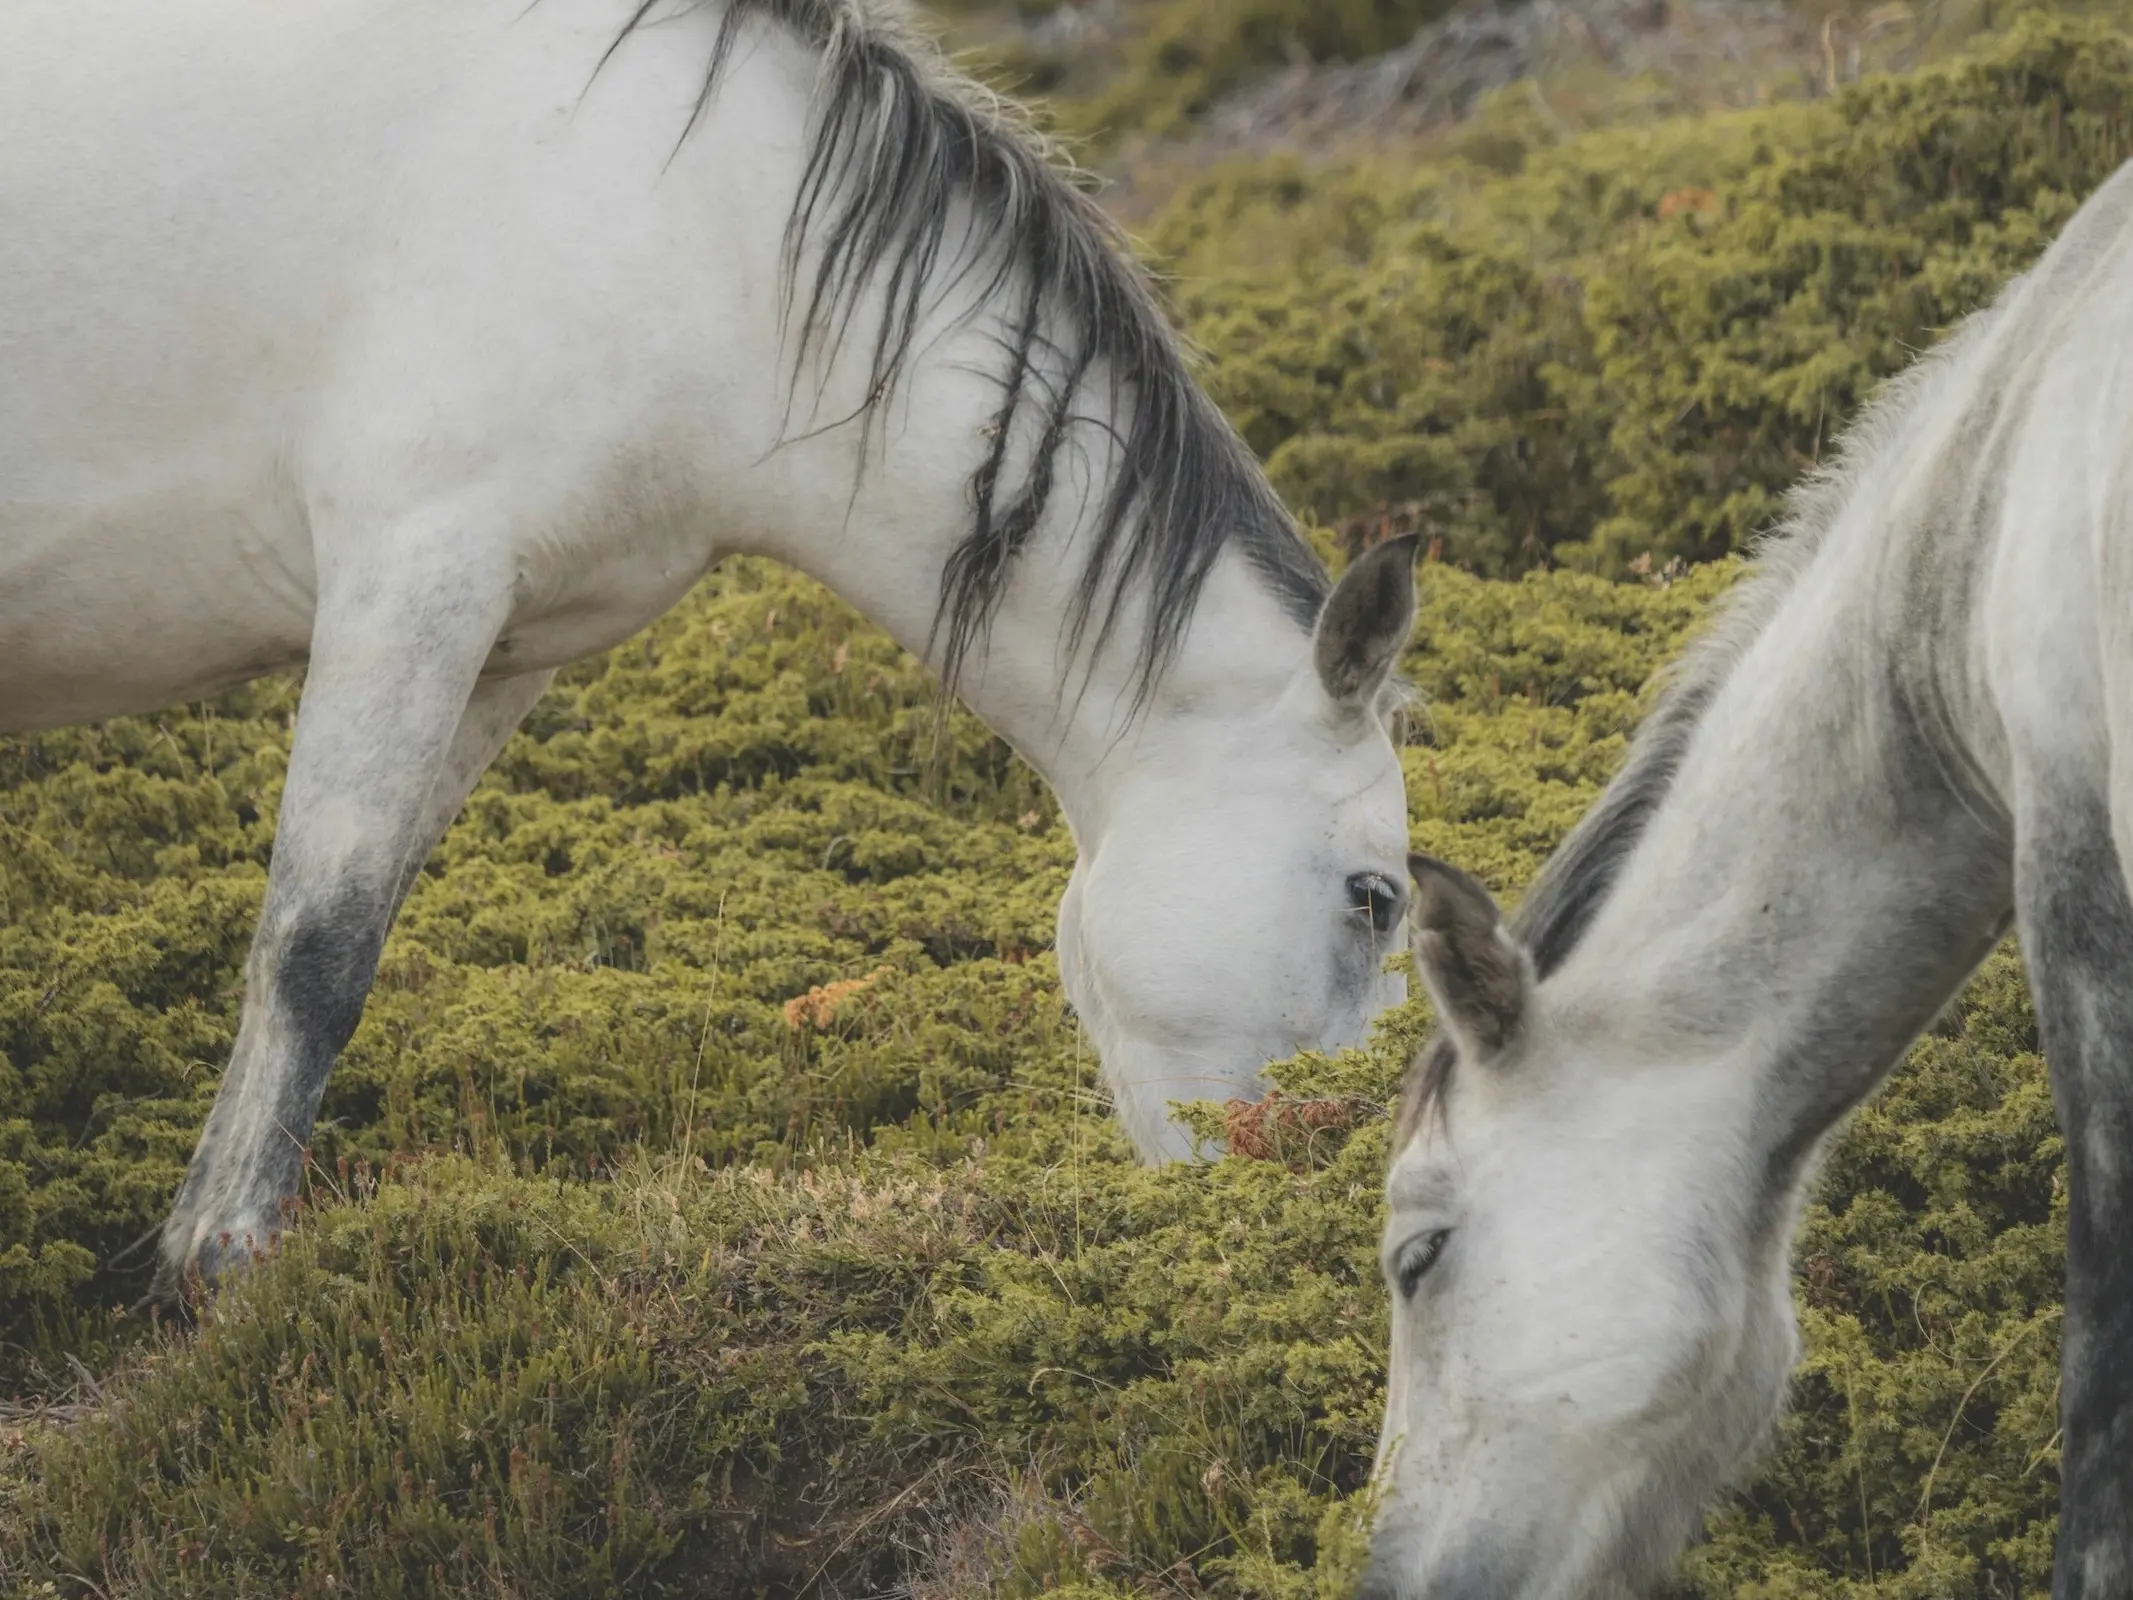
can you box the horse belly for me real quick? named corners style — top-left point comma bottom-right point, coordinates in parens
top-left (492, 532), bottom-right (718, 676)
top-left (0, 493), bottom-right (315, 732)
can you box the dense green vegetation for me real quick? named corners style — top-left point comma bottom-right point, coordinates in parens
top-left (1152, 10), bottom-right (2133, 572)
top-left (1, 7), bottom-right (2125, 1596)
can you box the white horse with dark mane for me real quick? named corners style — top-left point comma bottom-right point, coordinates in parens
top-left (0, 0), bottom-right (1419, 1295)
top-left (1368, 160), bottom-right (2133, 1599)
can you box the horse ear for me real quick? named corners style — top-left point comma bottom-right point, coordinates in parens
top-left (1407, 852), bottom-right (1531, 1059)
top-left (1314, 534), bottom-right (1419, 707)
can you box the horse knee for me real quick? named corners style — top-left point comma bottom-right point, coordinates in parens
top-left (268, 882), bottom-right (393, 1073)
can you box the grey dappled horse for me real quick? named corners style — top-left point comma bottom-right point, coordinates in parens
top-left (1368, 157), bottom-right (2133, 1599)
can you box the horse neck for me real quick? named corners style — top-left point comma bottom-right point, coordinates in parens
top-left (744, 355), bottom-right (1315, 845)
top-left (1550, 524), bottom-right (2014, 1165)
top-left (919, 537), bottom-right (1317, 847)
top-left (638, 7), bottom-right (1325, 838)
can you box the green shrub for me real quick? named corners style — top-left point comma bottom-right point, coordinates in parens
top-left (0, 550), bottom-right (1714, 1384)
top-left (0, 911), bottom-right (2071, 1598)
top-left (0, 553), bottom-right (2074, 1598)
top-left (0, 1127), bottom-right (1401, 1600)
top-left (1154, 14), bottom-right (2133, 572)
top-left (1583, 10), bottom-right (2133, 568)
top-left (0, 561), bottom-right (1083, 1387)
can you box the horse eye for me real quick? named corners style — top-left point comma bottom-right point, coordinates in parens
top-left (1395, 1229), bottom-right (1451, 1299)
top-left (1346, 871), bottom-right (1406, 936)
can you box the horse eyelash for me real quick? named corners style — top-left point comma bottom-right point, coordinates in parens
top-left (1397, 1229), bottom-right (1451, 1299)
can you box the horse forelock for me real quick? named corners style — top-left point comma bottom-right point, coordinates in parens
top-left (606, 0), bottom-right (1329, 708)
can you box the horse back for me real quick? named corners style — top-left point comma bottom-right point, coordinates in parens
top-left (0, 0), bottom-right (816, 729)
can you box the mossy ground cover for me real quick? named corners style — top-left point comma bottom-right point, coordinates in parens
top-left (0, 9), bottom-right (2113, 1597)
top-left (0, 555), bottom-right (2069, 1598)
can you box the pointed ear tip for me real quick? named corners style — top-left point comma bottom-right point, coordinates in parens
top-left (1405, 854), bottom-right (1507, 921)
top-left (1327, 533), bottom-right (1422, 589)
top-left (1353, 533), bottom-right (1422, 583)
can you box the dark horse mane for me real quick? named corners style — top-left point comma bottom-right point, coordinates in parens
top-left (599, 0), bottom-right (1330, 703)
top-left (1395, 669), bottom-right (1723, 1142)
top-left (1393, 292), bottom-right (2013, 1145)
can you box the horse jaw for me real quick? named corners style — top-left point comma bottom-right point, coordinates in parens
top-left (1018, 539), bottom-right (1416, 1161)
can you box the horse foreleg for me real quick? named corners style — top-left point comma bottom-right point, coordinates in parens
top-left (386, 667), bottom-right (555, 918)
top-left (2017, 785), bottom-right (2133, 1598)
top-left (151, 569), bottom-right (542, 1299)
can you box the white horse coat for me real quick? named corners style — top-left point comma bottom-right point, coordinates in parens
top-left (0, 0), bottom-right (1417, 1290)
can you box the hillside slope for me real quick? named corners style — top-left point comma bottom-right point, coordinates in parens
top-left (3, 10), bottom-right (2127, 1597)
